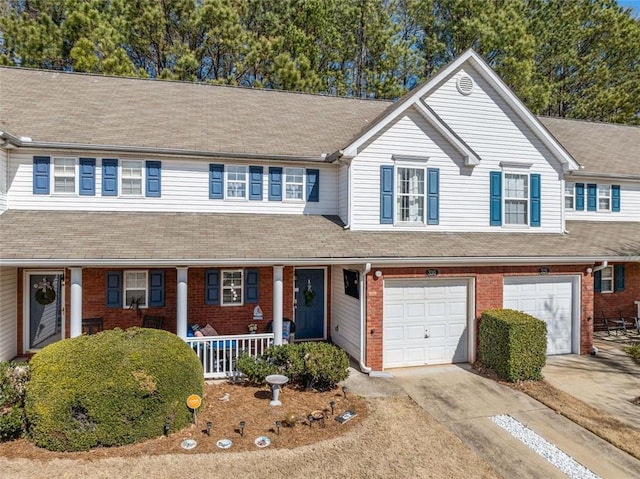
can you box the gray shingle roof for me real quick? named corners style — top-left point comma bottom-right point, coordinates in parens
top-left (1, 211), bottom-right (637, 264)
top-left (0, 67), bottom-right (389, 159)
top-left (539, 117), bottom-right (640, 177)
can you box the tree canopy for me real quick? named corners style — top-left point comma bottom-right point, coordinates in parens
top-left (1, 0), bottom-right (638, 124)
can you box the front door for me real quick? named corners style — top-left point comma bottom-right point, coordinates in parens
top-left (25, 272), bottom-right (64, 351)
top-left (294, 269), bottom-right (325, 340)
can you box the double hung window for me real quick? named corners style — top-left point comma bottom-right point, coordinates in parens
top-left (504, 173), bottom-right (528, 225)
top-left (226, 165), bottom-right (248, 199)
top-left (396, 167), bottom-right (425, 223)
top-left (53, 157), bottom-right (76, 194)
top-left (121, 160), bottom-right (143, 195)
top-left (222, 270), bottom-right (243, 305)
top-left (285, 168), bottom-right (304, 200)
top-left (124, 270), bottom-right (148, 308)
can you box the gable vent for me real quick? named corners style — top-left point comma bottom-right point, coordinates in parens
top-left (456, 75), bottom-right (474, 95)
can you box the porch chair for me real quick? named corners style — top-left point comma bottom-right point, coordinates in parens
top-left (598, 311), bottom-right (625, 336)
top-left (618, 310), bottom-right (639, 334)
top-left (82, 317), bottom-right (104, 335)
top-left (142, 315), bottom-right (164, 329)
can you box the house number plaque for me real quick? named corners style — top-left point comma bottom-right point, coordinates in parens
top-left (426, 269), bottom-right (439, 277)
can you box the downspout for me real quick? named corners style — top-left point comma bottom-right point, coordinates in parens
top-left (589, 261), bottom-right (608, 274)
top-left (358, 262), bottom-right (372, 373)
top-left (343, 158), bottom-right (352, 230)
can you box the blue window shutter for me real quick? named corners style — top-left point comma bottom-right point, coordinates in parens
top-left (611, 185), bottom-right (620, 212)
top-left (145, 161), bottom-right (161, 197)
top-left (530, 173), bottom-right (541, 227)
top-left (79, 158), bottom-right (96, 196)
top-left (205, 269), bottom-right (220, 305)
top-left (249, 166), bottom-right (263, 200)
top-left (587, 184), bottom-right (597, 211)
top-left (148, 270), bottom-right (165, 307)
top-left (33, 156), bottom-right (50, 194)
top-left (427, 168), bottom-right (439, 225)
top-left (306, 169), bottom-right (320, 202)
top-left (490, 171), bottom-right (502, 226)
top-left (380, 165), bottom-right (394, 224)
top-left (106, 271), bottom-right (122, 308)
top-left (245, 269), bottom-right (259, 303)
top-left (575, 183), bottom-right (584, 211)
top-left (209, 164), bottom-right (224, 199)
top-left (269, 167), bottom-right (282, 201)
top-left (614, 264), bottom-right (625, 292)
top-left (102, 159), bottom-right (118, 196)
top-left (593, 270), bottom-right (602, 293)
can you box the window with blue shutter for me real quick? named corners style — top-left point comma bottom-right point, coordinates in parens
top-left (106, 271), bottom-right (123, 308)
top-left (530, 174), bottom-right (541, 227)
top-left (145, 161), bottom-right (161, 197)
top-left (427, 168), bottom-right (439, 225)
top-left (148, 270), bottom-right (165, 307)
top-left (205, 269), bottom-right (220, 305)
top-left (575, 183), bottom-right (584, 211)
top-left (380, 165), bottom-right (394, 224)
top-left (611, 185), bottom-right (620, 212)
top-left (79, 158), bottom-right (96, 196)
top-left (33, 156), bottom-right (50, 194)
top-left (249, 166), bottom-right (263, 200)
top-left (245, 269), bottom-right (259, 303)
top-left (269, 167), bottom-right (282, 201)
top-left (614, 264), bottom-right (625, 292)
top-left (489, 171), bottom-right (502, 226)
top-left (306, 169), bottom-right (320, 202)
top-left (587, 184), bottom-right (597, 211)
top-left (209, 164), bottom-right (224, 199)
top-left (102, 159), bottom-right (118, 196)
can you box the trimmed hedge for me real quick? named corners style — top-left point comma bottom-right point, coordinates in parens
top-left (237, 342), bottom-right (349, 390)
top-left (479, 309), bottom-right (547, 382)
top-left (25, 328), bottom-right (203, 451)
top-left (0, 361), bottom-right (30, 441)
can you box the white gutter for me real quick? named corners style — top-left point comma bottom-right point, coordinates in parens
top-left (359, 262), bottom-right (372, 374)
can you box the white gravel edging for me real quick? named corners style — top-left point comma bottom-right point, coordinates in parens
top-left (490, 414), bottom-right (601, 479)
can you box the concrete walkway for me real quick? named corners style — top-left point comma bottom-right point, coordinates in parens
top-left (345, 363), bottom-right (640, 479)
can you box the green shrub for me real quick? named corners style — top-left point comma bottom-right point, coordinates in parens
top-left (479, 309), bottom-right (547, 382)
top-left (237, 342), bottom-right (349, 391)
top-left (25, 328), bottom-right (203, 451)
top-left (0, 361), bottom-right (30, 441)
top-left (624, 344), bottom-right (640, 365)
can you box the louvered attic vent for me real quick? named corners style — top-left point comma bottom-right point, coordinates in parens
top-left (456, 75), bottom-right (474, 95)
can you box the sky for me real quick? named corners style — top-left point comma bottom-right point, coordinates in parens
top-left (618, 0), bottom-right (640, 16)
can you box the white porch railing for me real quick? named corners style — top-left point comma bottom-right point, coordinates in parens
top-left (185, 333), bottom-right (275, 379)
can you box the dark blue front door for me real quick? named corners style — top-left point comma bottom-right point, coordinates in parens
top-left (294, 269), bottom-right (325, 340)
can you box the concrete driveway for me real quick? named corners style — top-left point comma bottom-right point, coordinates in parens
top-left (348, 363), bottom-right (640, 479)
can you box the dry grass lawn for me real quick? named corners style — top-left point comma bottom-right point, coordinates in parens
top-left (0, 382), bottom-right (501, 479)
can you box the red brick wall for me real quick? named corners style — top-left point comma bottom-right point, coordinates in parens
top-left (364, 265), bottom-right (594, 371)
top-left (594, 263), bottom-right (640, 324)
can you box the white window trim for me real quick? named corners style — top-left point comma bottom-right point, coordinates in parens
top-left (600, 266), bottom-right (614, 293)
top-left (52, 157), bottom-right (78, 195)
top-left (225, 165), bottom-right (248, 200)
top-left (123, 270), bottom-right (148, 309)
top-left (284, 167), bottom-right (305, 202)
top-left (564, 181), bottom-right (575, 211)
top-left (394, 164), bottom-right (426, 225)
top-left (597, 184), bottom-right (611, 212)
top-left (120, 160), bottom-right (145, 197)
top-left (221, 269), bottom-right (244, 306)
top-left (502, 168), bottom-right (530, 227)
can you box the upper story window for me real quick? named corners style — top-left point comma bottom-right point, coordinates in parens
top-left (124, 270), bottom-right (148, 308)
top-left (396, 167), bottom-right (425, 223)
top-left (564, 182), bottom-right (575, 209)
top-left (600, 266), bottom-right (613, 293)
top-left (121, 160), bottom-right (143, 196)
top-left (504, 173), bottom-right (528, 225)
top-left (53, 157), bottom-right (76, 194)
top-left (598, 185), bottom-right (611, 211)
top-left (285, 168), bottom-right (304, 200)
top-left (226, 165), bottom-right (248, 199)
top-left (222, 269), bottom-right (243, 306)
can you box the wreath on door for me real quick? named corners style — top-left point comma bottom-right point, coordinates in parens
top-left (304, 280), bottom-right (316, 307)
top-left (34, 279), bottom-right (56, 305)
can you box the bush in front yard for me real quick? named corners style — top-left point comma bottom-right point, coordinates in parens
top-left (25, 328), bottom-right (203, 451)
top-left (0, 361), bottom-right (30, 441)
top-left (479, 309), bottom-right (547, 382)
top-left (237, 342), bottom-right (349, 390)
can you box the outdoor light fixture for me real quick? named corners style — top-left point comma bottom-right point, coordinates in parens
top-left (206, 421), bottom-right (212, 436)
top-left (342, 385), bottom-right (348, 398)
top-left (374, 270), bottom-right (383, 278)
top-left (329, 401), bottom-right (335, 415)
top-left (275, 420), bottom-right (281, 435)
top-left (164, 421), bottom-right (170, 437)
top-left (239, 421), bottom-right (245, 437)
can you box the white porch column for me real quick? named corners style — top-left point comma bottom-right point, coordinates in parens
top-left (176, 267), bottom-right (188, 338)
top-left (69, 268), bottom-right (82, 338)
top-left (273, 265), bottom-right (284, 346)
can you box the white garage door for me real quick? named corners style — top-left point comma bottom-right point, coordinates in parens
top-left (383, 279), bottom-right (469, 368)
top-left (503, 276), bottom-right (577, 355)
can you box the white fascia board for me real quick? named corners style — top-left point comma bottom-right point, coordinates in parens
top-left (414, 100), bottom-right (480, 166)
top-left (565, 172), bottom-right (640, 183)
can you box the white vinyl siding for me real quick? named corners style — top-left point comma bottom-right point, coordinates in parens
top-left (0, 267), bottom-right (18, 361)
top-left (8, 151), bottom-right (338, 215)
top-left (124, 270), bottom-right (147, 308)
top-left (565, 181), bottom-right (639, 222)
top-left (121, 160), bottom-right (143, 196)
top-left (329, 266), bottom-right (361, 360)
top-left (226, 165), bottom-right (247, 199)
top-left (53, 157), bottom-right (76, 194)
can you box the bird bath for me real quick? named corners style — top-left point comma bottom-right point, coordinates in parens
top-left (265, 374), bottom-right (289, 406)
